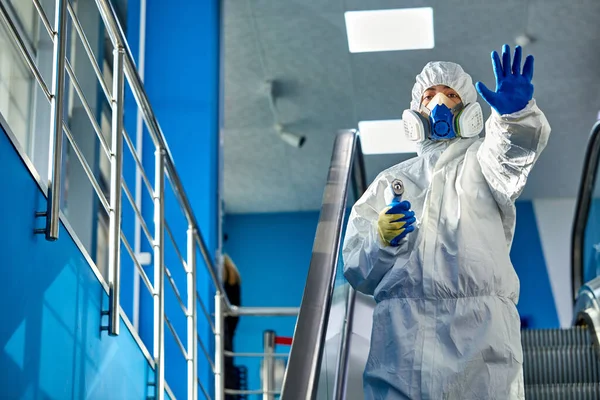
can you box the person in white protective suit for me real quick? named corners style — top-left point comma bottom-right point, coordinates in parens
top-left (343, 44), bottom-right (551, 399)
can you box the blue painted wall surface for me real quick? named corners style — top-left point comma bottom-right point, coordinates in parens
top-left (132, 0), bottom-right (222, 397)
top-left (511, 201), bottom-right (560, 329)
top-left (143, 0), bottom-right (220, 252)
top-left (0, 128), bottom-right (171, 399)
top-left (224, 212), bottom-right (320, 397)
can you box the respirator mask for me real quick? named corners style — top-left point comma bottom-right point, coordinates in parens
top-left (402, 92), bottom-right (484, 142)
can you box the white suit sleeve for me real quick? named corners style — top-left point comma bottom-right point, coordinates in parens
top-left (477, 99), bottom-right (551, 206)
top-left (342, 176), bottom-right (409, 296)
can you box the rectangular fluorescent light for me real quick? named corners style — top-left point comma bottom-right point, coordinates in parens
top-left (345, 8), bottom-right (434, 53)
top-left (358, 120), bottom-right (418, 155)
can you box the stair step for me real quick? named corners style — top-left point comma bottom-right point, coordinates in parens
top-left (524, 347), bottom-right (600, 385)
top-left (525, 383), bottom-right (600, 400)
top-left (522, 327), bottom-right (591, 348)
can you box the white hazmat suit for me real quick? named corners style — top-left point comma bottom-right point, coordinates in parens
top-left (343, 61), bottom-right (551, 399)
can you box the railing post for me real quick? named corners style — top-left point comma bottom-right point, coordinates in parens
top-left (187, 227), bottom-right (198, 400)
top-left (332, 287), bottom-right (356, 400)
top-left (43, 0), bottom-right (68, 241)
top-left (262, 330), bottom-right (276, 400)
top-left (215, 292), bottom-right (225, 400)
top-left (154, 148), bottom-right (166, 400)
top-left (106, 46), bottom-right (125, 336)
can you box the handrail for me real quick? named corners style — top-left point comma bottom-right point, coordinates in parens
top-left (45, 0), bottom-right (68, 241)
top-left (571, 120), bottom-right (600, 302)
top-left (153, 148), bottom-right (166, 398)
top-left (280, 130), bottom-right (361, 399)
top-left (108, 46), bottom-right (126, 336)
top-left (332, 136), bottom-right (368, 400)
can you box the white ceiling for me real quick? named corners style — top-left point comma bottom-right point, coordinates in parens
top-left (222, 0), bottom-right (600, 214)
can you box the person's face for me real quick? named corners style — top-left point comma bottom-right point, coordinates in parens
top-left (421, 85), bottom-right (461, 108)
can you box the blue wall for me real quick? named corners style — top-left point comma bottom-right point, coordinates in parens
top-left (0, 127), bottom-right (170, 399)
top-left (143, 0), bottom-right (220, 253)
top-left (511, 202), bottom-right (560, 328)
top-left (224, 212), bottom-right (320, 397)
top-left (125, 0), bottom-right (222, 398)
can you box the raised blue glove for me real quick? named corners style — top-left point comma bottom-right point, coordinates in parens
top-left (476, 44), bottom-right (534, 115)
top-left (378, 200), bottom-right (416, 247)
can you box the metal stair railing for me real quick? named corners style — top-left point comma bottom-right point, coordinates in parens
top-left (0, 1), bottom-right (299, 399)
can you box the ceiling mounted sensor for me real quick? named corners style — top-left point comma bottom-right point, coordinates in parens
top-left (275, 124), bottom-right (306, 149)
top-left (264, 79), bottom-right (306, 148)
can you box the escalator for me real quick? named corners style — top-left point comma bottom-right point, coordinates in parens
top-left (519, 120), bottom-right (600, 399)
top-left (522, 327), bottom-right (600, 398)
top-left (280, 123), bottom-right (600, 399)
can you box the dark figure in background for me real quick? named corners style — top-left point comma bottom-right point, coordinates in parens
top-left (223, 254), bottom-right (241, 399)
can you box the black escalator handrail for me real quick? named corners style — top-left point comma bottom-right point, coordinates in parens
top-left (280, 130), bottom-right (362, 400)
top-left (572, 120), bottom-right (600, 303)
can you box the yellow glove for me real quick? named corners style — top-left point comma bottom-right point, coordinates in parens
top-left (377, 201), bottom-right (416, 246)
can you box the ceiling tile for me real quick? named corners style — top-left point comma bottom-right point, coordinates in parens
top-left (223, 0), bottom-right (600, 213)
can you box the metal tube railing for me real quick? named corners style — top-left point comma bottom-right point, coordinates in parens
top-left (66, 1), bottom-right (112, 101)
top-left (194, 228), bottom-right (228, 306)
top-left (198, 378), bottom-right (212, 400)
top-left (281, 130), bottom-right (360, 399)
top-left (64, 59), bottom-right (110, 157)
top-left (225, 351), bottom-right (289, 358)
top-left (108, 46), bottom-right (125, 336)
top-left (332, 288), bottom-right (356, 400)
top-left (44, 0), bottom-right (68, 241)
top-left (262, 330), bottom-right (276, 400)
top-left (229, 306), bottom-right (300, 317)
top-left (165, 267), bottom-right (188, 316)
top-left (121, 233), bottom-right (154, 294)
top-left (227, 390), bottom-right (281, 396)
top-left (62, 124), bottom-right (110, 212)
top-left (187, 227), bottom-right (199, 400)
top-left (214, 292), bottom-right (225, 400)
top-left (166, 315), bottom-right (188, 359)
top-left (197, 334), bottom-right (215, 372)
top-left (572, 120), bottom-right (600, 302)
top-left (218, 330), bottom-right (292, 397)
top-left (209, 304), bottom-right (299, 398)
top-left (196, 292), bottom-right (216, 333)
top-left (121, 180), bottom-right (153, 244)
top-left (32, 0), bottom-right (52, 38)
top-left (165, 222), bottom-right (187, 273)
top-left (153, 148), bottom-right (166, 400)
top-left (0, 1), bottom-right (51, 100)
top-left (123, 128), bottom-right (154, 197)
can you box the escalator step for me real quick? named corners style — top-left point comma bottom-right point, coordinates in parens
top-left (521, 327), bottom-right (591, 348)
top-left (525, 383), bottom-right (600, 400)
top-left (524, 347), bottom-right (600, 385)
